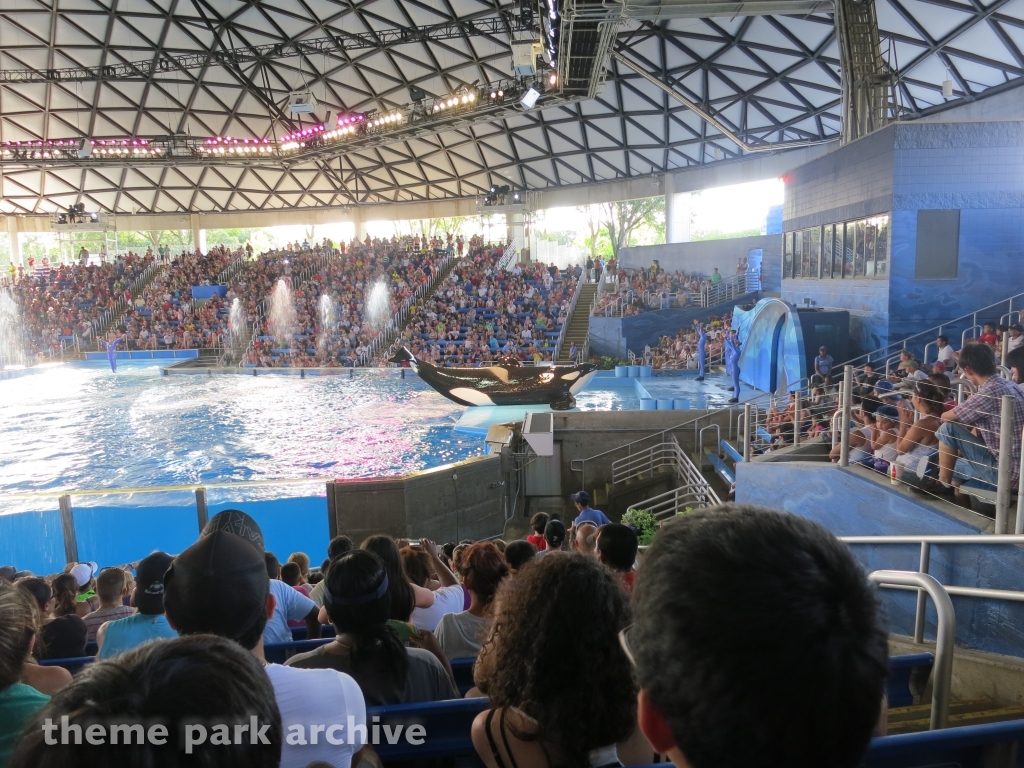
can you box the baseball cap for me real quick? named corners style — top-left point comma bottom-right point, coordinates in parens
top-left (876, 404), bottom-right (900, 421)
top-left (1011, 323), bottom-right (1023, 332)
top-left (201, 509), bottom-right (265, 552)
top-left (164, 522), bottom-right (270, 648)
top-left (69, 561), bottom-right (99, 587)
top-left (571, 491), bottom-right (592, 506)
top-left (134, 552), bottom-right (174, 615)
top-left (0, 566), bottom-right (16, 582)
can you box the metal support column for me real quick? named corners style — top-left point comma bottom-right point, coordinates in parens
top-left (58, 494), bottom-right (79, 565)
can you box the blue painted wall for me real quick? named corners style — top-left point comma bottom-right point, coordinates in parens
top-left (780, 121), bottom-right (1024, 358)
top-left (736, 462), bottom-right (1024, 659)
top-left (0, 495), bottom-right (331, 575)
top-left (0, 507), bottom-right (67, 576)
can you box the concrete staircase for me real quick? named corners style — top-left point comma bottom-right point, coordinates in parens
top-left (557, 282), bottom-right (599, 362)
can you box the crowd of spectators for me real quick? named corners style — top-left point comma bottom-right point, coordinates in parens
top-left (0, 498), bottom-right (892, 768)
top-left (4, 253), bottom-right (153, 359)
top-left (396, 244), bottom-right (578, 366)
top-left (636, 315), bottom-right (731, 370)
top-left (116, 246), bottom-right (239, 351)
top-left (236, 237), bottom-right (446, 367)
top-left (592, 257), bottom-right (750, 317)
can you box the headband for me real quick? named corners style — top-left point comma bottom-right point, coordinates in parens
top-left (322, 572), bottom-right (389, 606)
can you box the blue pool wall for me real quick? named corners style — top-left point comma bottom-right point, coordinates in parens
top-left (84, 350), bottom-right (199, 361)
top-left (781, 121), bottom-right (1024, 356)
top-left (736, 461), bottom-right (1024, 659)
top-left (0, 495), bottom-right (329, 574)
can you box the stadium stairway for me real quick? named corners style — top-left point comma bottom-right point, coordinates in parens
top-left (94, 262), bottom-right (167, 341)
top-left (557, 281), bottom-right (598, 362)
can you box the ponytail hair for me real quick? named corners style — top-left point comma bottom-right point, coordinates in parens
top-left (51, 573), bottom-right (78, 617)
top-left (324, 551), bottom-right (408, 689)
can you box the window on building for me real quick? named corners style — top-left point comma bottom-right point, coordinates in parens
top-left (783, 232), bottom-right (793, 278)
top-left (809, 226), bottom-right (821, 279)
top-left (793, 230), bottom-right (803, 278)
top-left (874, 217), bottom-right (888, 277)
top-left (832, 223), bottom-right (844, 278)
top-left (822, 224), bottom-right (834, 279)
top-left (843, 223), bottom-right (855, 278)
top-left (915, 209), bottom-right (960, 279)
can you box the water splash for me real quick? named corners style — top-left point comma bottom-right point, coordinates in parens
top-left (317, 294), bottom-right (336, 357)
top-left (0, 290), bottom-right (26, 369)
top-left (268, 279), bottom-right (297, 347)
top-left (228, 298), bottom-right (248, 355)
top-left (366, 279), bottom-right (391, 331)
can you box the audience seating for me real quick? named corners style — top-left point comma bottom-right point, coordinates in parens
top-left (366, 697), bottom-right (488, 763)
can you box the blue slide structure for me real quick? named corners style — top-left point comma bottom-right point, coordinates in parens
top-left (731, 298), bottom-right (808, 394)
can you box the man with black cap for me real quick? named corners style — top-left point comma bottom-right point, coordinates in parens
top-left (95, 551), bottom-right (177, 659)
top-left (570, 491), bottom-right (611, 527)
top-left (163, 509), bottom-right (366, 768)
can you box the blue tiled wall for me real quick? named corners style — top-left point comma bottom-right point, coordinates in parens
top-left (887, 122), bottom-right (1024, 347)
top-left (737, 462), bottom-right (1024, 659)
top-left (780, 121), bottom-right (1024, 357)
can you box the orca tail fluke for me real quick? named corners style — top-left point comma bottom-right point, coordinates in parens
top-left (389, 347), bottom-right (416, 365)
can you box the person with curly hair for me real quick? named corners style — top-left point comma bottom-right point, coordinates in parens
top-left (435, 542), bottom-right (508, 661)
top-left (471, 553), bottom-right (649, 768)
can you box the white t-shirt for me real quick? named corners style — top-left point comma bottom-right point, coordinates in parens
top-left (937, 345), bottom-right (954, 363)
top-left (264, 578), bottom-right (316, 645)
top-left (265, 663), bottom-right (366, 768)
top-left (410, 584), bottom-right (466, 633)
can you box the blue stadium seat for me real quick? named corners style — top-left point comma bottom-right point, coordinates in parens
top-left (367, 697), bottom-right (489, 763)
top-left (887, 653), bottom-right (934, 708)
top-left (40, 656), bottom-right (94, 673)
top-left (863, 719), bottom-right (1024, 768)
top-left (263, 638), bottom-right (333, 664)
top-left (450, 657), bottom-right (475, 696)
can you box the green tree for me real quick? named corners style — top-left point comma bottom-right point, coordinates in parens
top-left (600, 197), bottom-right (664, 258)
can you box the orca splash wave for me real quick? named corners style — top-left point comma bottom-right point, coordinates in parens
top-left (389, 347), bottom-right (597, 410)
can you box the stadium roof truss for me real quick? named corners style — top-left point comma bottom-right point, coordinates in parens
top-left (0, 0), bottom-right (1020, 214)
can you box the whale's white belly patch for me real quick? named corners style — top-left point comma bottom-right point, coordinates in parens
top-left (449, 387), bottom-right (495, 405)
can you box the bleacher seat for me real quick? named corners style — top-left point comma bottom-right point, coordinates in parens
top-left (886, 653), bottom-right (934, 707)
top-left (367, 698), bottom-right (488, 764)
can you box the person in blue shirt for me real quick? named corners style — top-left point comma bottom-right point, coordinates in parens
top-left (725, 330), bottom-right (742, 403)
top-left (570, 491), bottom-right (611, 527)
top-left (695, 321), bottom-right (707, 381)
top-left (814, 346), bottom-right (835, 384)
top-left (96, 551), bottom-right (177, 659)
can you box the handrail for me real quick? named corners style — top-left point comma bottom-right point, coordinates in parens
top-left (554, 271), bottom-right (593, 362)
top-left (625, 482), bottom-right (721, 518)
top-left (841, 290), bottom-right (1024, 369)
top-left (868, 571), bottom-right (953, 730)
top-left (498, 237), bottom-right (521, 271)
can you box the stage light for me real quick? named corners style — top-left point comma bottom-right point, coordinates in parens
top-left (520, 88), bottom-right (540, 109)
top-left (89, 212), bottom-right (99, 222)
top-left (549, 73), bottom-right (557, 86)
top-left (512, 191), bottom-right (522, 202)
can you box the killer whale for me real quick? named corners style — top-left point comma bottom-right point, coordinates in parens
top-left (389, 347), bottom-right (598, 410)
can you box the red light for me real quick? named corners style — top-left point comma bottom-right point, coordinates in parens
top-left (780, 174), bottom-right (793, 183)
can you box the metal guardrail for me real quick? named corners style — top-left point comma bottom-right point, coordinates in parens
top-left (843, 290), bottom-right (1024, 369)
top-left (611, 434), bottom-right (722, 518)
top-left (553, 272), bottom-right (593, 362)
top-left (374, 248), bottom-right (458, 366)
top-left (867, 570), bottom-right (954, 730)
top-left (497, 237), bottom-right (521, 271)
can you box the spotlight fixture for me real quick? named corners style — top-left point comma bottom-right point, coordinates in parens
top-left (512, 191), bottom-right (522, 202)
top-left (942, 74), bottom-right (953, 99)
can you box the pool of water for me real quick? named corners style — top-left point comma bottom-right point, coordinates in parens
top-left (0, 361), bottom-right (640, 502)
